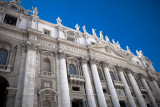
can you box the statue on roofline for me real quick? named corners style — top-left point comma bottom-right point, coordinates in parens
top-left (100, 30), bottom-right (103, 39)
top-left (83, 25), bottom-right (86, 33)
top-left (105, 35), bottom-right (109, 42)
top-left (56, 17), bottom-right (62, 25)
top-left (112, 39), bottom-right (115, 44)
top-left (75, 24), bottom-right (80, 31)
top-left (92, 28), bottom-right (96, 36)
top-left (32, 7), bottom-right (38, 16)
top-left (136, 50), bottom-right (145, 58)
top-left (126, 46), bottom-right (131, 53)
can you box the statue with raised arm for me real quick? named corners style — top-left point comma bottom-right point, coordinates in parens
top-left (83, 25), bottom-right (86, 33)
top-left (32, 7), bottom-right (38, 16)
top-left (92, 28), bottom-right (96, 36)
top-left (112, 39), bottom-right (115, 44)
top-left (105, 35), bottom-right (109, 42)
top-left (100, 30), bottom-right (103, 39)
top-left (75, 24), bottom-right (80, 31)
top-left (136, 50), bottom-right (144, 58)
top-left (126, 46), bottom-right (131, 53)
top-left (56, 17), bottom-right (62, 25)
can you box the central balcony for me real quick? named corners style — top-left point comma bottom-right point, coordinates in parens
top-left (69, 74), bottom-right (85, 85)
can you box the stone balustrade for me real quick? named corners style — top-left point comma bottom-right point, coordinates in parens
top-left (69, 74), bottom-right (85, 84)
top-left (0, 65), bottom-right (11, 72)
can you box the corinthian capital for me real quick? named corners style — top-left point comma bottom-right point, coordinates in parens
top-left (89, 58), bottom-right (97, 64)
top-left (137, 73), bottom-right (146, 79)
top-left (58, 50), bottom-right (65, 58)
top-left (26, 41), bottom-right (38, 51)
top-left (101, 61), bottom-right (109, 68)
top-left (80, 56), bottom-right (88, 64)
top-left (115, 65), bottom-right (124, 72)
top-left (125, 68), bottom-right (133, 74)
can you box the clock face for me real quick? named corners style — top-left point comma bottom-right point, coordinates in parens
top-left (69, 64), bottom-right (76, 75)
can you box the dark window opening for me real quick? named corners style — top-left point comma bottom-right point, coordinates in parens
top-left (103, 89), bottom-right (107, 93)
top-left (119, 101), bottom-right (126, 107)
top-left (44, 29), bottom-right (50, 36)
top-left (0, 76), bottom-right (9, 107)
top-left (72, 87), bottom-right (80, 91)
top-left (72, 100), bottom-right (83, 107)
top-left (3, 14), bottom-right (17, 26)
top-left (0, 49), bottom-right (8, 65)
top-left (67, 37), bottom-right (75, 42)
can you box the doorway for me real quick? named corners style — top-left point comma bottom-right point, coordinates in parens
top-left (0, 75), bottom-right (9, 107)
top-left (72, 99), bottom-right (83, 107)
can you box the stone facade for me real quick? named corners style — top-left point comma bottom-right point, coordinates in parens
top-left (0, 0), bottom-right (160, 107)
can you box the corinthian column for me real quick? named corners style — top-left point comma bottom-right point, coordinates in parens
top-left (126, 69), bottom-right (147, 107)
top-left (139, 74), bottom-right (158, 107)
top-left (117, 66), bottom-right (136, 107)
top-left (80, 57), bottom-right (96, 107)
top-left (90, 59), bottom-right (107, 107)
top-left (22, 41), bottom-right (38, 107)
top-left (102, 62), bottom-right (120, 107)
top-left (59, 50), bottom-right (70, 107)
top-left (150, 77), bottom-right (160, 100)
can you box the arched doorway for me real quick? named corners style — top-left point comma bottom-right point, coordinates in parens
top-left (0, 75), bottom-right (9, 107)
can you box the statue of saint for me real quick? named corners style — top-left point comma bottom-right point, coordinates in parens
top-left (136, 50), bottom-right (144, 58)
top-left (32, 7), bottom-right (38, 16)
top-left (83, 25), bottom-right (86, 33)
top-left (112, 39), bottom-right (115, 44)
top-left (126, 46), bottom-right (131, 53)
top-left (105, 35), bottom-right (109, 42)
top-left (100, 30), bottom-right (103, 39)
top-left (92, 28), bottom-right (96, 36)
top-left (75, 24), bottom-right (80, 31)
top-left (56, 17), bottom-right (62, 25)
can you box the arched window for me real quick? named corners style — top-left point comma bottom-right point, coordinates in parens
top-left (98, 68), bottom-right (104, 80)
top-left (0, 49), bottom-right (8, 65)
top-left (41, 58), bottom-right (51, 72)
top-left (69, 64), bottom-right (76, 75)
top-left (110, 72), bottom-right (115, 82)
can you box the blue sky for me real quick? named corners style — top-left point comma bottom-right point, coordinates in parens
top-left (20, 0), bottom-right (160, 72)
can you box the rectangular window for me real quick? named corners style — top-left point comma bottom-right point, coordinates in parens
top-left (44, 29), bottom-right (50, 36)
top-left (72, 86), bottom-right (80, 91)
top-left (103, 89), bottom-right (107, 93)
top-left (3, 14), bottom-right (17, 26)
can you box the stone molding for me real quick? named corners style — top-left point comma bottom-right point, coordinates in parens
top-left (125, 68), bottom-right (133, 75)
top-left (58, 50), bottom-right (66, 59)
top-left (137, 73), bottom-right (146, 79)
top-left (89, 58), bottom-right (97, 64)
top-left (80, 56), bottom-right (88, 64)
top-left (115, 65), bottom-right (124, 72)
top-left (101, 61), bottom-right (109, 68)
top-left (26, 41), bottom-right (38, 52)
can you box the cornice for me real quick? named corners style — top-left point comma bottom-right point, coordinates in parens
top-left (0, 22), bottom-right (26, 34)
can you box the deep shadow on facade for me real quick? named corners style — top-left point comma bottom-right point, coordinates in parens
top-left (0, 0), bottom-right (160, 107)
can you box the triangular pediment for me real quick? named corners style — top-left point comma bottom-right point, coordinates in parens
top-left (89, 43), bottom-right (127, 59)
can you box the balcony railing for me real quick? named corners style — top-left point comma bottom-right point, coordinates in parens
top-left (0, 65), bottom-right (11, 72)
top-left (69, 74), bottom-right (85, 84)
top-left (114, 80), bottom-right (124, 89)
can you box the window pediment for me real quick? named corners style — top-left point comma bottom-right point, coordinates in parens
top-left (38, 88), bottom-right (56, 95)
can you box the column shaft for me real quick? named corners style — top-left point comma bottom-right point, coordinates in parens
top-left (59, 54), bottom-right (70, 107)
top-left (127, 73), bottom-right (147, 107)
top-left (103, 66), bottom-right (120, 107)
top-left (119, 71), bottom-right (136, 107)
top-left (81, 60), bottom-right (96, 107)
top-left (152, 80), bottom-right (160, 100)
top-left (141, 78), bottom-right (158, 107)
top-left (90, 61), bottom-right (107, 107)
top-left (22, 49), bottom-right (37, 107)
